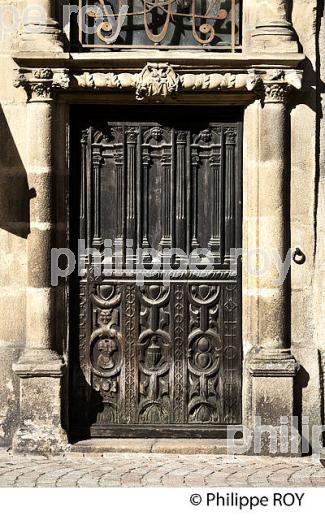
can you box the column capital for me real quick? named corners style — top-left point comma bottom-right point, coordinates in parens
top-left (14, 67), bottom-right (70, 102)
top-left (264, 82), bottom-right (291, 103)
top-left (261, 69), bottom-right (303, 104)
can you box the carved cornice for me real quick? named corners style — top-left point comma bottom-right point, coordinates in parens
top-left (14, 63), bottom-right (302, 103)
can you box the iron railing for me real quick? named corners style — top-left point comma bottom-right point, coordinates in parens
top-left (78, 0), bottom-right (241, 51)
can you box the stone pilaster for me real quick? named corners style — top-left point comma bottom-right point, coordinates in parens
top-left (20, 0), bottom-right (63, 52)
top-left (247, 70), bottom-right (301, 456)
top-left (12, 69), bottom-right (69, 454)
top-left (252, 0), bottom-right (298, 53)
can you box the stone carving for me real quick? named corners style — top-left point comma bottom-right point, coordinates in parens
top-left (135, 62), bottom-right (180, 101)
top-left (181, 72), bottom-right (249, 91)
top-left (75, 64), bottom-right (257, 99)
top-left (263, 69), bottom-right (303, 103)
top-left (14, 68), bottom-right (70, 101)
top-left (15, 63), bottom-right (302, 103)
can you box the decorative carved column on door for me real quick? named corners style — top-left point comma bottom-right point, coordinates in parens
top-left (248, 70), bottom-right (301, 455)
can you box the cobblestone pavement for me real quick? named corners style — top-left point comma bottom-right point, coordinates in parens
top-left (0, 449), bottom-right (324, 487)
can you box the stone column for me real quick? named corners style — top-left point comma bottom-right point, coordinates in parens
top-left (20, 0), bottom-right (63, 52)
top-left (248, 70), bottom-right (301, 456)
top-left (252, 0), bottom-right (298, 52)
top-left (12, 69), bottom-right (68, 454)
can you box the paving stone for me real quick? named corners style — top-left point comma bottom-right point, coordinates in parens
top-left (0, 448), bottom-right (324, 487)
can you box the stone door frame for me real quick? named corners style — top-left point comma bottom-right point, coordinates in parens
top-left (11, 15), bottom-right (306, 452)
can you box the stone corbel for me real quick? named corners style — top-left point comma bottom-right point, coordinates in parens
top-left (252, 0), bottom-right (299, 53)
top-left (14, 68), bottom-right (70, 101)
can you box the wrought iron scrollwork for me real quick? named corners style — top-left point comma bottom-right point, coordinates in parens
top-left (80, 0), bottom-right (241, 50)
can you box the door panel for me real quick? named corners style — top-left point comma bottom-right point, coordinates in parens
top-left (70, 107), bottom-right (242, 438)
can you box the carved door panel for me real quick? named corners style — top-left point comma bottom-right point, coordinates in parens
top-left (70, 106), bottom-right (242, 438)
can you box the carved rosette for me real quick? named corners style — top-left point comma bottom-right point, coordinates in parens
top-left (14, 68), bottom-right (70, 101)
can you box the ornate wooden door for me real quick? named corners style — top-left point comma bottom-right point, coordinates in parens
top-left (70, 106), bottom-right (242, 438)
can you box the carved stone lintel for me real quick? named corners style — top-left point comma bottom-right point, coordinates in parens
top-left (14, 64), bottom-right (303, 103)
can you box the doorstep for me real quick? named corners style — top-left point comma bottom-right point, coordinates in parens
top-left (70, 438), bottom-right (242, 455)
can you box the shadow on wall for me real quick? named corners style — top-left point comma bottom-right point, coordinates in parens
top-left (0, 104), bottom-right (31, 238)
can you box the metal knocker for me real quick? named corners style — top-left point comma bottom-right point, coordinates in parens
top-left (293, 248), bottom-right (306, 265)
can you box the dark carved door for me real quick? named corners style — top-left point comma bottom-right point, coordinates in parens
top-left (70, 106), bottom-right (242, 438)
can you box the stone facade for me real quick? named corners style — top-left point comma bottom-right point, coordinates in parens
top-left (0, 0), bottom-right (324, 455)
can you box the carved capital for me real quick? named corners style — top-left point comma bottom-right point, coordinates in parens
top-left (264, 83), bottom-right (291, 103)
top-left (263, 69), bottom-right (302, 103)
top-left (14, 68), bottom-right (70, 101)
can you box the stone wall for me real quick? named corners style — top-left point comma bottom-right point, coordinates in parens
top-left (0, 0), bottom-right (324, 452)
top-left (0, 0), bottom-right (28, 446)
top-left (290, 0), bottom-right (322, 446)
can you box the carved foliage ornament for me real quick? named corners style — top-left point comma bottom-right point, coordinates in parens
top-left (14, 68), bottom-right (70, 101)
top-left (263, 69), bottom-right (302, 103)
top-left (14, 64), bottom-right (302, 102)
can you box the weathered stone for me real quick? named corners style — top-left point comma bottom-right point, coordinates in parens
top-left (0, 0), bottom-right (323, 458)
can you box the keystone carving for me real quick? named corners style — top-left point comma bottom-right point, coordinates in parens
top-left (135, 63), bottom-right (180, 101)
